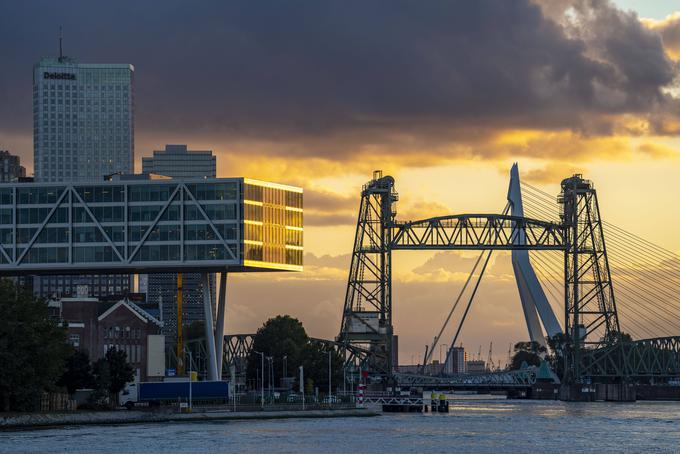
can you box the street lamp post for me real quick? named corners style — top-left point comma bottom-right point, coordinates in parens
top-left (267, 356), bottom-right (274, 398)
top-left (328, 350), bottom-right (332, 401)
top-left (283, 355), bottom-right (287, 379)
top-left (255, 351), bottom-right (264, 408)
top-left (187, 349), bottom-right (193, 411)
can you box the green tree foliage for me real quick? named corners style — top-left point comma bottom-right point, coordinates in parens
top-left (509, 341), bottom-right (546, 371)
top-left (90, 357), bottom-right (112, 406)
top-left (58, 350), bottom-right (94, 395)
top-left (105, 348), bottom-right (134, 396)
top-left (246, 315), bottom-right (343, 393)
top-left (0, 279), bottom-right (71, 411)
top-left (89, 348), bottom-right (134, 407)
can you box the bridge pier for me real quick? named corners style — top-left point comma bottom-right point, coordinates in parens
top-left (214, 272), bottom-right (228, 380)
top-left (202, 272), bottom-right (219, 381)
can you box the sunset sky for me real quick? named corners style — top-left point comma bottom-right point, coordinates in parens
top-left (2, 0), bottom-right (680, 366)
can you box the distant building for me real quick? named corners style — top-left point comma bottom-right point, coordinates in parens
top-left (466, 360), bottom-right (486, 375)
top-left (0, 150), bottom-right (26, 182)
top-left (32, 52), bottom-right (134, 299)
top-left (444, 346), bottom-right (466, 375)
top-left (54, 296), bottom-right (164, 382)
top-left (142, 144), bottom-right (216, 179)
top-left (140, 145), bottom-right (218, 338)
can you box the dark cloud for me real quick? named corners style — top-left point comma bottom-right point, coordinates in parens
top-left (0, 0), bottom-right (678, 164)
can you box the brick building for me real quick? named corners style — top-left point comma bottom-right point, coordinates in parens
top-left (56, 297), bottom-right (164, 381)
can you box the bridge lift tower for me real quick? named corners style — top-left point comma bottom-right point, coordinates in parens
top-left (338, 171), bottom-right (398, 380)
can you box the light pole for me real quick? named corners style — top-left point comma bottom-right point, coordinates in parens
top-left (283, 355), bottom-right (287, 379)
top-left (255, 351), bottom-right (264, 408)
top-left (187, 349), bottom-right (193, 411)
top-left (328, 350), bottom-right (332, 400)
top-left (299, 365), bottom-right (305, 410)
top-left (267, 356), bottom-right (273, 398)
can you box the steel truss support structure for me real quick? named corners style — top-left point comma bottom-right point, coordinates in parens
top-left (222, 334), bottom-right (371, 389)
top-left (390, 214), bottom-right (564, 251)
top-left (338, 171), bottom-right (398, 380)
top-left (559, 175), bottom-right (623, 382)
top-left (579, 336), bottom-right (680, 379)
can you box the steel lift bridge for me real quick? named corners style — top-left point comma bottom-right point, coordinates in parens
top-left (336, 166), bottom-right (680, 386)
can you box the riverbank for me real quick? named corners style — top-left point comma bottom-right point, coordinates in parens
top-left (1, 408), bottom-right (379, 430)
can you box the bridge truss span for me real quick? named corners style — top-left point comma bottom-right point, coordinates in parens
top-left (390, 214), bottom-right (565, 251)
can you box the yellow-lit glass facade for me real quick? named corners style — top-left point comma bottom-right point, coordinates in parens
top-left (243, 179), bottom-right (303, 271)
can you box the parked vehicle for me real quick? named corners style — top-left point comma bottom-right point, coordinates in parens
top-left (322, 395), bottom-right (339, 404)
top-left (121, 380), bottom-right (229, 409)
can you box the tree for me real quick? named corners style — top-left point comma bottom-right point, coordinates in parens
top-left (58, 350), bottom-right (94, 395)
top-left (104, 348), bottom-right (134, 404)
top-left (0, 279), bottom-right (71, 412)
top-left (246, 315), bottom-right (343, 393)
top-left (509, 341), bottom-right (546, 371)
top-left (89, 348), bottom-right (134, 407)
top-left (90, 358), bottom-right (112, 407)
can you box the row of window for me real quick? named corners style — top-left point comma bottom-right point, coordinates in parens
top-left (10, 224), bottom-right (240, 245)
top-left (244, 244), bottom-right (303, 266)
top-left (103, 325), bottom-right (142, 340)
top-left (104, 344), bottom-right (142, 364)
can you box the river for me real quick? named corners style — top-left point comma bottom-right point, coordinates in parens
top-left (3, 396), bottom-right (679, 453)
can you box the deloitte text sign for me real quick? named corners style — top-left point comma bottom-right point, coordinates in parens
top-left (43, 72), bottom-right (76, 80)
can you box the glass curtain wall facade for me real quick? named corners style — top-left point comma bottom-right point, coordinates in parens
top-left (243, 179), bottom-right (303, 270)
top-left (33, 56), bottom-right (134, 298)
top-left (0, 178), bottom-right (302, 274)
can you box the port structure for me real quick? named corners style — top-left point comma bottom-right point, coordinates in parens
top-left (336, 167), bottom-right (668, 385)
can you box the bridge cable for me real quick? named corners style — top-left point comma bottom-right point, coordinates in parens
top-left (441, 249), bottom-right (493, 374)
top-left (420, 249), bottom-right (485, 370)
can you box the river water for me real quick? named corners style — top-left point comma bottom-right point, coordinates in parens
top-left (3, 396), bottom-right (680, 453)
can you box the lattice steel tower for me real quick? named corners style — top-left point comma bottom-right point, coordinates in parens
top-left (559, 175), bottom-right (622, 382)
top-left (338, 171), bottom-right (398, 379)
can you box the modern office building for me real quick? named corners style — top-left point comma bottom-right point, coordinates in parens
top-left (141, 145), bottom-right (218, 337)
top-left (142, 145), bottom-right (216, 179)
top-left (0, 177), bottom-right (303, 274)
top-left (33, 56), bottom-right (134, 182)
top-left (0, 151), bottom-right (27, 182)
top-left (0, 176), bottom-right (302, 381)
top-left (32, 53), bottom-right (135, 298)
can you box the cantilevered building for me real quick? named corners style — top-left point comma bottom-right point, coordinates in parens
top-left (0, 176), bottom-right (302, 380)
top-left (0, 178), bottom-right (303, 274)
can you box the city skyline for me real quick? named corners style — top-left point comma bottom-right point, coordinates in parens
top-left (3, 0), bottom-right (680, 364)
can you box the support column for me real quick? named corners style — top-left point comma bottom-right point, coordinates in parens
top-left (214, 272), bottom-right (228, 380)
top-left (202, 272), bottom-right (219, 381)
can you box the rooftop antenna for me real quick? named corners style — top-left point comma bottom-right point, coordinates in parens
top-left (59, 26), bottom-right (63, 61)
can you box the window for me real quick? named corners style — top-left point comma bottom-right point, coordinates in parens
top-left (69, 334), bottom-right (80, 348)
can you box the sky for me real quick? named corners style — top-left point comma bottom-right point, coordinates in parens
top-left (2, 0), bottom-right (680, 366)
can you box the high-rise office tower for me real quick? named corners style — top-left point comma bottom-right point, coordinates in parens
top-left (141, 145), bottom-right (217, 336)
top-left (0, 150), bottom-right (27, 182)
top-left (32, 46), bottom-right (134, 298)
top-left (142, 144), bottom-right (216, 178)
